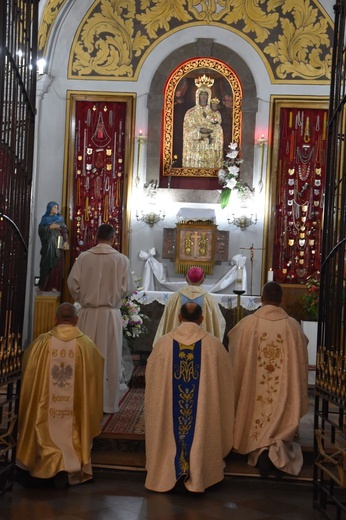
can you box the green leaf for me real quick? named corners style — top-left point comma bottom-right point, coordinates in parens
top-left (220, 188), bottom-right (231, 209)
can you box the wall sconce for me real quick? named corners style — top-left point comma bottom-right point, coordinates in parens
top-left (136, 209), bottom-right (165, 227)
top-left (135, 131), bottom-right (147, 188)
top-left (257, 134), bottom-right (268, 193)
top-left (37, 58), bottom-right (47, 76)
top-left (228, 214), bottom-right (258, 231)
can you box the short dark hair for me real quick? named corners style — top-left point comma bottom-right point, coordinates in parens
top-left (97, 224), bottom-right (115, 241)
top-left (262, 282), bottom-right (282, 305)
top-left (180, 302), bottom-right (202, 322)
top-left (56, 302), bottom-right (77, 322)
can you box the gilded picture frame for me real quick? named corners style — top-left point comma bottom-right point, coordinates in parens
top-left (162, 58), bottom-right (242, 178)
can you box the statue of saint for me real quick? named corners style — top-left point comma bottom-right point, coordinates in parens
top-left (38, 201), bottom-right (69, 292)
top-left (182, 75), bottom-right (224, 169)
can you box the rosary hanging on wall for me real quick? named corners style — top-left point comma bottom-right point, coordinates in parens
top-left (272, 108), bottom-right (327, 284)
top-left (71, 101), bottom-right (126, 263)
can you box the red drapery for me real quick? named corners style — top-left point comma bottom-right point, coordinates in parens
top-left (70, 100), bottom-right (126, 262)
top-left (272, 107), bottom-right (327, 284)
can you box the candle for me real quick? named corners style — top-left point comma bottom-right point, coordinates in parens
top-left (235, 266), bottom-right (243, 291)
top-left (267, 268), bottom-right (274, 282)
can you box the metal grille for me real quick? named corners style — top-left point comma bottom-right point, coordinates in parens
top-left (0, 0), bottom-right (39, 495)
top-left (313, 0), bottom-right (346, 517)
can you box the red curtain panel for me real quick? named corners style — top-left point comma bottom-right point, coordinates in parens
top-left (272, 107), bottom-right (327, 284)
top-left (71, 100), bottom-right (126, 262)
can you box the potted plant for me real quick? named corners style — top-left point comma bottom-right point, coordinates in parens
top-left (300, 274), bottom-right (319, 320)
top-left (300, 274), bottom-right (320, 383)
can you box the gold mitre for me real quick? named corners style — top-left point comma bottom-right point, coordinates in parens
top-left (195, 75), bottom-right (214, 89)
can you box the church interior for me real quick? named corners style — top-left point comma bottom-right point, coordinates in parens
top-left (1, 1), bottom-right (346, 518)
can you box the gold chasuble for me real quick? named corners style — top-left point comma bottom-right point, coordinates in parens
top-left (17, 325), bottom-right (104, 485)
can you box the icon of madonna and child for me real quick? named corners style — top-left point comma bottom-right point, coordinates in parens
top-left (173, 73), bottom-right (234, 171)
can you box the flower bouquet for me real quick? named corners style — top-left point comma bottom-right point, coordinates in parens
top-left (300, 274), bottom-right (320, 320)
top-left (121, 292), bottom-right (149, 349)
top-left (218, 142), bottom-right (243, 209)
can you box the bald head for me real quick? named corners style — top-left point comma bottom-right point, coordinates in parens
top-left (55, 302), bottom-right (78, 325)
top-left (179, 302), bottom-right (203, 324)
top-left (261, 282), bottom-right (282, 306)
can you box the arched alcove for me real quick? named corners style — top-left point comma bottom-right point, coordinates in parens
top-left (146, 38), bottom-right (258, 200)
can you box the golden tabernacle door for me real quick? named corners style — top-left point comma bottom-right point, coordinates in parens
top-left (175, 221), bottom-right (217, 275)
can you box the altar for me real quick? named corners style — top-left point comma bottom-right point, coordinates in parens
top-left (136, 290), bottom-right (261, 311)
top-left (131, 290), bottom-right (261, 353)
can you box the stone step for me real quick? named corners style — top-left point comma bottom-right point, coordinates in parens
top-left (93, 359), bottom-right (315, 480)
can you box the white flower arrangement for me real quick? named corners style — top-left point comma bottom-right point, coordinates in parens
top-left (218, 142), bottom-right (244, 209)
top-left (121, 291), bottom-right (149, 347)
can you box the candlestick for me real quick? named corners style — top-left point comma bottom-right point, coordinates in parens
top-left (267, 268), bottom-right (274, 282)
top-left (232, 287), bottom-right (245, 324)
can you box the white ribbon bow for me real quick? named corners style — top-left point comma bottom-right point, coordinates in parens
top-left (139, 248), bottom-right (166, 290)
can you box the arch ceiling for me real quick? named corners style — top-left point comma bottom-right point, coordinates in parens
top-left (39, 0), bottom-right (333, 84)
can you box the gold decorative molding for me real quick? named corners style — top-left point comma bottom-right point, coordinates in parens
top-left (38, 0), bottom-right (68, 55)
top-left (66, 0), bottom-right (332, 83)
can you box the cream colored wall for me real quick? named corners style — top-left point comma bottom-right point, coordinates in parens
top-left (23, 0), bottom-right (333, 343)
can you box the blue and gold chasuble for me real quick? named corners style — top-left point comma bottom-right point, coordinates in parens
top-left (172, 338), bottom-right (201, 480)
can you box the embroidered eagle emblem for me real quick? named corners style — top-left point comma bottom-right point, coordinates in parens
top-left (51, 362), bottom-right (73, 388)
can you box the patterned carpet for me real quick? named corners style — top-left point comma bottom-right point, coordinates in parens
top-left (93, 365), bottom-right (314, 477)
top-left (101, 387), bottom-right (145, 439)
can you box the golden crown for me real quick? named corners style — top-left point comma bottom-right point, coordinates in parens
top-left (195, 74), bottom-right (214, 89)
top-left (211, 97), bottom-right (220, 104)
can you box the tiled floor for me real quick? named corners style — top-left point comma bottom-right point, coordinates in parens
top-left (0, 469), bottom-right (328, 520)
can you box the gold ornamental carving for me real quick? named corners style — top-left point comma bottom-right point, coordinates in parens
top-left (175, 222), bottom-right (217, 275)
top-left (38, 0), bottom-right (68, 53)
top-left (59, 0), bottom-right (332, 83)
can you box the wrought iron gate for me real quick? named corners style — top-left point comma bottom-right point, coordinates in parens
top-left (0, 0), bottom-right (39, 495)
top-left (313, 0), bottom-right (346, 517)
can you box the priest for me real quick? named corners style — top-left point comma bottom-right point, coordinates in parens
top-left (16, 302), bottom-right (104, 488)
top-left (145, 302), bottom-right (234, 493)
top-left (153, 266), bottom-right (226, 343)
top-left (228, 281), bottom-right (309, 478)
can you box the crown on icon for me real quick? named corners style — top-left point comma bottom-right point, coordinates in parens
top-left (195, 75), bottom-right (214, 89)
top-left (211, 97), bottom-right (220, 104)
